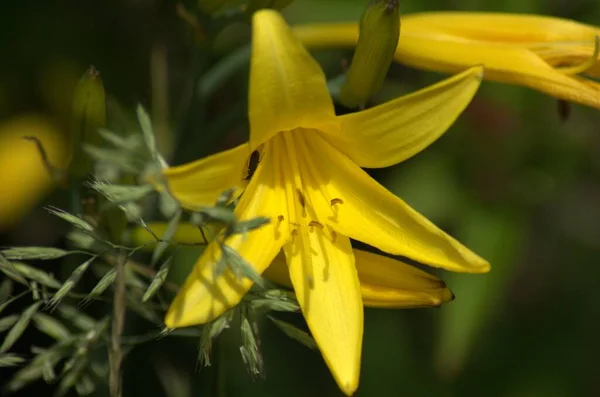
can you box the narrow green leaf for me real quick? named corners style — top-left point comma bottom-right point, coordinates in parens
top-left (268, 316), bottom-right (317, 350)
top-left (33, 313), bottom-right (71, 341)
top-left (57, 305), bottom-right (96, 331)
top-left (50, 257), bottom-right (96, 307)
top-left (87, 268), bottom-right (117, 299)
top-left (221, 245), bottom-right (264, 287)
top-left (1, 247), bottom-right (71, 261)
top-left (5, 262), bottom-right (61, 289)
top-left (249, 299), bottom-right (299, 313)
top-left (4, 339), bottom-right (72, 392)
top-left (231, 217), bottom-right (270, 235)
top-left (98, 128), bottom-right (142, 151)
top-left (83, 144), bottom-right (140, 173)
top-left (90, 180), bottom-right (154, 203)
top-left (0, 254), bottom-right (28, 285)
top-left (142, 256), bottom-right (174, 302)
top-left (46, 206), bottom-right (95, 232)
top-left (137, 105), bottom-right (157, 158)
top-left (75, 373), bottom-right (96, 395)
top-left (0, 301), bottom-right (43, 353)
top-left (0, 315), bottom-right (19, 333)
top-left (0, 279), bottom-right (12, 304)
top-left (239, 315), bottom-right (262, 376)
top-left (151, 209), bottom-right (182, 267)
top-left (201, 206), bottom-right (236, 224)
top-left (0, 353), bottom-right (25, 367)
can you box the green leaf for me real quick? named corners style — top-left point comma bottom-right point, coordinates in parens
top-left (0, 301), bottom-right (42, 353)
top-left (239, 313), bottom-right (263, 376)
top-left (46, 206), bottom-right (95, 233)
top-left (50, 257), bottom-right (96, 307)
top-left (87, 268), bottom-right (117, 299)
top-left (0, 279), bottom-right (12, 304)
top-left (90, 180), bottom-right (154, 203)
top-left (142, 255), bottom-right (174, 302)
top-left (83, 144), bottom-right (141, 173)
top-left (151, 209), bottom-right (182, 267)
top-left (0, 353), bottom-right (26, 367)
top-left (268, 316), bottom-right (317, 350)
top-left (57, 305), bottom-right (96, 331)
top-left (98, 128), bottom-right (142, 151)
top-left (0, 315), bottom-right (19, 333)
top-left (231, 217), bottom-right (270, 235)
top-left (0, 262), bottom-right (61, 289)
top-left (4, 339), bottom-right (73, 392)
top-left (249, 299), bottom-right (299, 313)
top-left (137, 105), bottom-right (157, 159)
top-left (220, 244), bottom-right (264, 288)
top-left (201, 206), bottom-right (236, 224)
top-left (33, 313), bottom-right (71, 341)
top-left (1, 247), bottom-right (71, 261)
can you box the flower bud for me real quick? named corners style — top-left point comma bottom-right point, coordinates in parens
top-left (339, 0), bottom-right (400, 109)
top-left (69, 66), bottom-right (106, 179)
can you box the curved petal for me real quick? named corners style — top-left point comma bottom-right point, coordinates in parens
top-left (394, 32), bottom-right (600, 110)
top-left (165, 147), bottom-right (289, 328)
top-left (300, 134), bottom-right (490, 274)
top-left (294, 19), bottom-right (600, 109)
top-left (354, 249), bottom-right (454, 308)
top-left (162, 143), bottom-right (250, 211)
top-left (264, 250), bottom-right (454, 308)
top-left (284, 232), bottom-right (362, 396)
top-left (325, 66), bottom-right (482, 168)
top-left (250, 10), bottom-right (338, 150)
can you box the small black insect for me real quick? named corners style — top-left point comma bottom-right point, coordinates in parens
top-left (243, 150), bottom-right (261, 181)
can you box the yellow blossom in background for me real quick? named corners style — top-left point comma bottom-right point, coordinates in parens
top-left (0, 115), bottom-right (67, 231)
top-left (162, 10), bottom-right (489, 395)
top-left (294, 12), bottom-right (600, 109)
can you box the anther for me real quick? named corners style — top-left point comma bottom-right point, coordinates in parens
top-left (330, 230), bottom-right (337, 243)
top-left (291, 228), bottom-right (298, 243)
top-left (277, 215), bottom-right (285, 225)
top-left (330, 198), bottom-right (344, 207)
top-left (308, 220), bottom-right (324, 233)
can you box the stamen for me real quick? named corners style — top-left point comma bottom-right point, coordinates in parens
top-left (274, 215), bottom-right (285, 239)
top-left (331, 230), bottom-right (337, 243)
top-left (330, 198), bottom-right (344, 207)
top-left (556, 35), bottom-right (600, 75)
top-left (291, 228), bottom-right (298, 243)
top-left (308, 220), bottom-right (324, 233)
top-left (297, 189), bottom-right (307, 217)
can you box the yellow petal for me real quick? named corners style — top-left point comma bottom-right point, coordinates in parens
top-left (394, 30), bottom-right (600, 109)
top-left (300, 134), bottom-right (490, 274)
top-left (324, 66), bottom-right (482, 168)
top-left (249, 10), bottom-right (338, 150)
top-left (164, 147), bottom-right (289, 328)
top-left (353, 249), bottom-right (454, 308)
top-left (264, 250), bottom-right (454, 308)
top-left (0, 115), bottom-right (67, 231)
top-left (294, 14), bottom-right (600, 109)
top-left (284, 232), bottom-right (362, 396)
top-left (161, 143), bottom-right (249, 211)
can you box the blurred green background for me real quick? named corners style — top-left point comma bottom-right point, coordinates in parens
top-left (1, 0), bottom-right (600, 396)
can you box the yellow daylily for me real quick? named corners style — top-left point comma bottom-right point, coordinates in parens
top-left (163, 10), bottom-right (489, 395)
top-left (294, 12), bottom-right (600, 109)
top-left (0, 115), bottom-right (67, 231)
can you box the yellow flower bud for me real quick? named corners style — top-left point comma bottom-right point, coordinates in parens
top-left (339, 0), bottom-right (400, 109)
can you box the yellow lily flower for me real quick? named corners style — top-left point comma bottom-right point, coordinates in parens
top-left (163, 10), bottom-right (489, 395)
top-left (294, 12), bottom-right (600, 109)
top-left (0, 115), bottom-right (67, 231)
